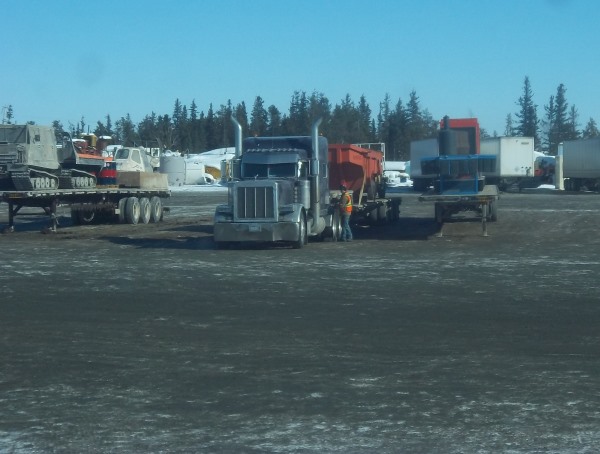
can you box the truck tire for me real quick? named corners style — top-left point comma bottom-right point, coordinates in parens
top-left (125, 197), bottom-right (140, 225)
top-left (331, 210), bottom-right (341, 242)
top-left (149, 196), bottom-right (162, 223)
top-left (293, 213), bottom-right (307, 249)
top-left (78, 208), bottom-right (96, 225)
top-left (139, 197), bottom-right (151, 224)
top-left (117, 197), bottom-right (127, 224)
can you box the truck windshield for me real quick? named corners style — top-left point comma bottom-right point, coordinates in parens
top-left (115, 149), bottom-right (130, 159)
top-left (244, 163), bottom-right (297, 178)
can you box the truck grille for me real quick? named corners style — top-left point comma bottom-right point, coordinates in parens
top-left (235, 184), bottom-right (277, 220)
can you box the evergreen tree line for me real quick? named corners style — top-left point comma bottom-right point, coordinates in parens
top-left (507, 76), bottom-right (599, 154)
top-left (5, 76), bottom-right (598, 160)
top-left (53, 90), bottom-right (441, 161)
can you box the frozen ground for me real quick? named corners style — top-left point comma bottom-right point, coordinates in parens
top-left (1, 190), bottom-right (599, 453)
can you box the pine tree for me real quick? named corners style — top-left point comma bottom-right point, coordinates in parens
top-left (567, 105), bottom-right (579, 140)
top-left (189, 99), bottom-right (202, 151)
top-left (105, 114), bottom-right (113, 136)
top-left (138, 113), bottom-right (159, 148)
top-left (250, 96), bottom-right (268, 137)
top-left (542, 95), bottom-right (555, 152)
top-left (377, 93), bottom-right (392, 156)
top-left (514, 76), bottom-right (539, 146)
top-left (545, 84), bottom-right (571, 154)
top-left (357, 95), bottom-right (374, 142)
top-left (308, 91), bottom-right (331, 136)
top-left (405, 90), bottom-right (433, 145)
top-left (286, 91), bottom-right (310, 135)
top-left (204, 104), bottom-right (217, 151)
top-left (267, 105), bottom-right (282, 136)
top-left (504, 113), bottom-right (514, 136)
top-left (116, 114), bottom-right (138, 146)
top-left (329, 94), bottom-right (358, 143)
top-left (582, 118), bottom-right (600, 139)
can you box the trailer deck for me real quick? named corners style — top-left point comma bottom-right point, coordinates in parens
top-left (1, 187), bottom-right (170, 232)
top-left (419, 184), bottom-right (499, 236)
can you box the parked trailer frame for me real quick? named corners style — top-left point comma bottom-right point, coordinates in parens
top-left (418, 184), bottom-right (499, 236)
top-left (1, 188), bottom-right (170, 232)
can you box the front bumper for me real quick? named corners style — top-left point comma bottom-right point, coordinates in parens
top-left (214, 221), bottom-right (300, 243)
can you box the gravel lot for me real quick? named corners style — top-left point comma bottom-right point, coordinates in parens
top-left (1, 188), bottom-right (599, 453)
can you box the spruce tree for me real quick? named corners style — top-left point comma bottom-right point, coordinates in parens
top-left (582, 118), bottom-right (599, 139)
top-left (250, 96), bottom-right (268, 137)
top-left (504, 113), bottom-right (514, 136)
top-left (567, 105), bottom-right (579, 140)
top-left (267, 105), bottom-right (282, 136)
top-left (514, 76), bottom-right (539, 146)
top-left (545, 84), bottom-right (572, 154)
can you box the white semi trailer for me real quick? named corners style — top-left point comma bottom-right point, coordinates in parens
top-left (558, 138), bottom-right (600, 191)
top-left (480, 137), bottom-right (536, 190)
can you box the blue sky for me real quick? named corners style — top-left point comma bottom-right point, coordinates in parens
top-left (2, 0), bottom-right (598, 140)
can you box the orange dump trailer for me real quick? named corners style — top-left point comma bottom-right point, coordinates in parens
top-left (328, 144), bottom-right (401, 225)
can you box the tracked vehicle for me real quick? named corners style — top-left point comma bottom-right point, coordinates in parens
top-left (0, 124), bottom-right (105, 191)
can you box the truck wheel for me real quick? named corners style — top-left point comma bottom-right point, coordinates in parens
top-left (125, 197), bottom-right (140, 225)
top-left (293, 213), bottom-right (307, 249)
top-left (149, 196), bottom-right (162, 223)
top-left (117, 197), bottom-right (127, 223)
top-left (78, 208), bottom-right (96, 225)
top-left (331, 211), bottom-right (341, 241)
top-left (139, 197), bottom-right (151, 224)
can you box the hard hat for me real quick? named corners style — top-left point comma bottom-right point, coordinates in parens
top-left (340, 184), bottom-right (347, 191)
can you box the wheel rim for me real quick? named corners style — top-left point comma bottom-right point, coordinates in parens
top-left (332, 212), bottom-right (341, 241)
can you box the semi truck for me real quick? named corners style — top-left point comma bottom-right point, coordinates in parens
top-left (558, 138), bottom-right (600, 191)
top-left (480, 136), bottom-right (536, 190)
top-left (213, 118), bottom-right (400, 248)
top-left (418, 117), bottom-right (499, 235)
top-left (0, 124), bottom-right (170, 232)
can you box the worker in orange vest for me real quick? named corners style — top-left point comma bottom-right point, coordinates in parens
top-left (339, 185), bottom-right (353, 242)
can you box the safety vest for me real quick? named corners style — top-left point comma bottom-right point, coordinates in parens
top-left (340, 192), bottom-right (353, 213)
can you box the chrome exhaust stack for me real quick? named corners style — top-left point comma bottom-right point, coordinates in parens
top-left (310, 118), bottom-right (324, 233)
top-left (230, 116), bottom-right (243, 180)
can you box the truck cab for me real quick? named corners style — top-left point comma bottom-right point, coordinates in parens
top-left (213, 119), bottom-right (335, 248)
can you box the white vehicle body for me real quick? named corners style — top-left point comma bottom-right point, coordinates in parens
top-left (409, 138), bottom-right (438, 191)
top-left (480, 137), bottom-right (535, 179)
top-left (114, 147), bottom-right (154, 173)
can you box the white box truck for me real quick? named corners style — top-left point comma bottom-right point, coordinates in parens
top-left (480, 137), bottom-right (535, 190)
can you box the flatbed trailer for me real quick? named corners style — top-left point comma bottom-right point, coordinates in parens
top-left (418, 184), bottom-right (499, 236)
top-left (0, 187), bottom-right (170, 232)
